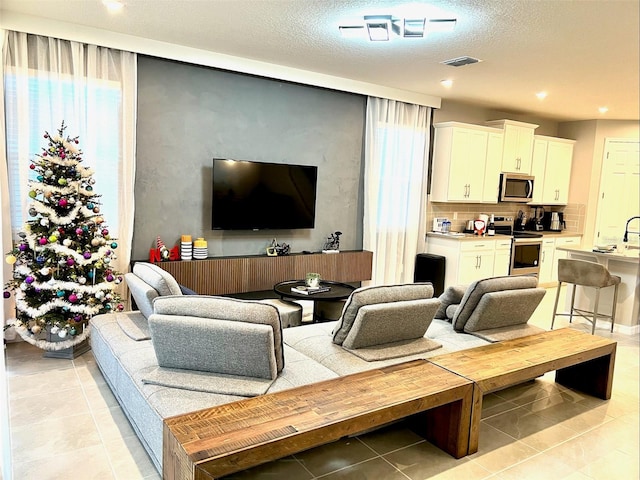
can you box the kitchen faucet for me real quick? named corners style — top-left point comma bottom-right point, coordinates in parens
top-left (623, 216), bottom-right (640, 243)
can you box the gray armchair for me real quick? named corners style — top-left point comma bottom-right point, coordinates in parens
top-left (436, 275), bottom-right (547, 342)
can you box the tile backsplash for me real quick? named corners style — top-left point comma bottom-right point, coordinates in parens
top-left (428, 200), bottom-right (584, 234)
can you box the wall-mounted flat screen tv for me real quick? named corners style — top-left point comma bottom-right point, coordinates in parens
top-left (211, 158), bottom-right (318, 230)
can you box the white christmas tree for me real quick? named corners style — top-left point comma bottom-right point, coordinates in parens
top-left (4, 122), bottom-right (124, 351)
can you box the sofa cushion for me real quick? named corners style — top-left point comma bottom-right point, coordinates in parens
top-left (344, 338), bottom-right (442, 362)
top-left (141, 366), bottom-right (274, 396)
top-left (152, 295), bottom-right (285, 373)
top-left (332, 283), bottom-right (434, 345)
top-left (342, 298), bottom-right (440, 349)
top-left (133, 262), bottom-right (182, 296)
top-left (470, 324), bottom-right (546, 343)
top-left (149, 314), bottom-right (278, 380)
top-left (452, 276), bottom-right (539, 331)
top-left (115, 311), bottom-right (151, 341)
top-left (435, 284), bottom-right (468, 319)
top-left (125, 272), bottom-right (159, 319)
top-left (462, 288), bottom-right (547, 332)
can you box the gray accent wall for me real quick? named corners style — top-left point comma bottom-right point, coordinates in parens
top-left (134, 56), bottom-right (366, 260)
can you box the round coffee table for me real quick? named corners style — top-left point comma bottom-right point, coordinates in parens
top-left (273, 280), bottom-right (356, 322)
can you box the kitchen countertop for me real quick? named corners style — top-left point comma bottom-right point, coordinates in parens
top-left (556, 246), bottom-right (639, 264)
top-left (427, 231), bottom-right (582, 241)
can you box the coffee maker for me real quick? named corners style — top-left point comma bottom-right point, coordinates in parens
top-left (543, 211), bottom-right (564, 231)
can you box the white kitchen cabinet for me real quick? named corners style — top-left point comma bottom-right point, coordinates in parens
top-left (430, 122), bottom-right (502, 203)
top-left (486, 119), bottom-right (538, 174)
top-left (493, 238), bottom-right (513, 277)
top-left (551, 236), bottom-right (582, 282)
top-left (482, 132), bottom-right (504, 202)
top-left (538, 237), bottom-right (557, 283)
top-left (459, 243), bottom-right (496, 284)
top-left (530, 136), bottom-right (575, 205)
top-left (426, 236), bottom-right (497, 286)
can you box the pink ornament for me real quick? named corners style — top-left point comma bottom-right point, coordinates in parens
top-left (58, 198), bottom-right (68, 207)
top-left (76, 228), bottom-right (84, 235)
top-left (68, 294), bottom-right (78, 303)
top-left (101, 228), bottom-right (109, 236)
top-left (106, 274), bottom-right (114, 282)
top-left (60, 152), bottom-right (65, 159)
top-left (30, 164), bottom-right (36, 170)
top-left (83, 252), bottom-right (92, 259)
top-left (66, 258), bottom-right (75, 266)
top-left (39, 237), bottom-right (48, 245)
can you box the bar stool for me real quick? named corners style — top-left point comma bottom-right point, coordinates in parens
top-left (551, 259), bottom-right (621, 334)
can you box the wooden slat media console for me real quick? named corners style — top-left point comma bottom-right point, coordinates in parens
top-left (429, 328), bottom-right (617, 454)
top-left (163, 360), bottom-right (474, 480)
top-left (154, 250), bottom-right (373, 295)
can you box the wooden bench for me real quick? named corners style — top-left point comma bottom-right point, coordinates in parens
top-left (429, 328), bottom-right (616, 454)
top-left (163, 359), bottom-right (473, 480)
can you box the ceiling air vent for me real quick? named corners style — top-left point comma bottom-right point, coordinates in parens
top-left (441, 56), bottom-right (481, 67)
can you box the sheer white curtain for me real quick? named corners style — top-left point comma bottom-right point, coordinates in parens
top-left (364, 97), bottom-right (431, 285)
top-left (2, 31), bottom-right (137, 278)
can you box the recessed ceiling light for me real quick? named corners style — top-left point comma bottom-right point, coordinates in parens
top-left (440, 79), bottom-right (453, 88)
top-left (102, 0), bottom-right (124, 12)
top-left (599, 106), bottom-right (609, 114)
top-left (536, 91), bottom-right (547, 100)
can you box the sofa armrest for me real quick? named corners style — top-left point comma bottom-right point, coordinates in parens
top-left (149, 314), bottom-right (278, 380)
top-left (125, 272), bottom-right (158, 319)
top-left (342, 298), bottom-right (440, 349)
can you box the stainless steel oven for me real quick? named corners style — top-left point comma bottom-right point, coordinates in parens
top-left (510, 234), bottom-right (542, 277)
top-left (494, 218), bottom-right (542, 277)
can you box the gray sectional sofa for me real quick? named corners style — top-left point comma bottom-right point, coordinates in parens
top-left (90, 263), bottom-right (546, 473)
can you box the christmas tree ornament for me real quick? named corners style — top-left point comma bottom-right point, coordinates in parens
top-left (29, 190), bottom-right (37, 198)
top-left (50, 325), bottom-right (59, 334)
top-left (63, 239), bottom-right (72, 247)
top-left (58, 329), bottom-right (68, 339)
top-left (31, 325), bottom-right (42, 334)
top-left (6, 255), bottom-right (17, 265)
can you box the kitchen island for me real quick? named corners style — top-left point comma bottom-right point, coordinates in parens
top-left (555, 246), bottom-right (639, 333)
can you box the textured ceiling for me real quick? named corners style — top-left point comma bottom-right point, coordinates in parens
top-left (1, 0), bottom-right (639, 121)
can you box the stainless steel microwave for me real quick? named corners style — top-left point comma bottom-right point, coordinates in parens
top-left (499, 173), bottom-right (534, 202)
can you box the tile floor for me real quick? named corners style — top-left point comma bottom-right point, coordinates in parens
top-left (3, 287), bottom-right (639, 480)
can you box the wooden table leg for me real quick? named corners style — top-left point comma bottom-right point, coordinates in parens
top-left (412, 383), bottom-right (473, 459)
top-left (466, 385), bottom-right (483, 455)
top-left (555, 347), bottom-right (616, 400)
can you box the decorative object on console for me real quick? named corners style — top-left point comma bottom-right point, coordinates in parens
top-left (266, 238), bottom-right (290, 256)
top-left (149, 236), bottom-right (179, 262)
top-left (322, 231), bottom-right (342, 253)
top-left (3, 122), bottom-right (123, 356)
top-left (180, 235), bottom-right (193, 261)
top-left (193, 238), bottom-right (208, 259)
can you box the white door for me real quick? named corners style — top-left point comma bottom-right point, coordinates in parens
top-left (595, 139), bottom-right (640, 246)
